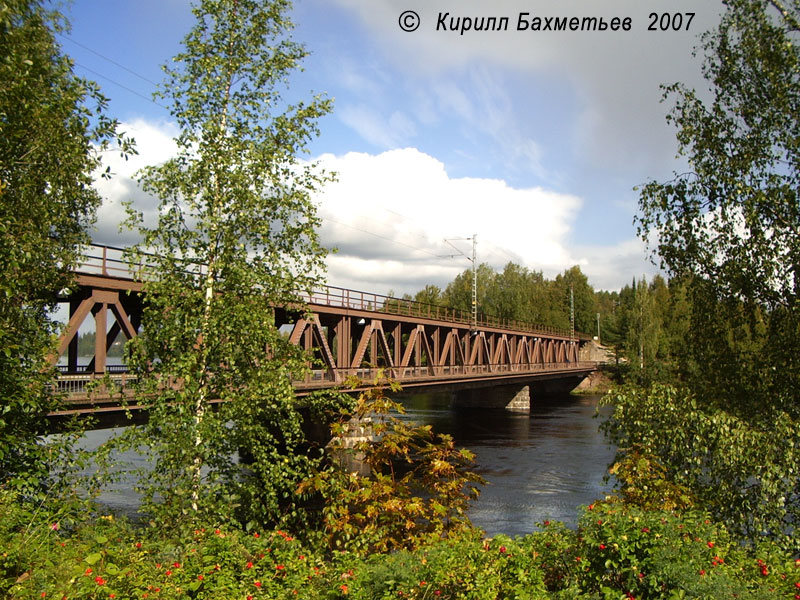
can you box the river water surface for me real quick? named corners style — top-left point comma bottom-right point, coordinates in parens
top-left (399, 391), bottom-right (615, 537)
top-left (81, 391), bottom-right (615, 538)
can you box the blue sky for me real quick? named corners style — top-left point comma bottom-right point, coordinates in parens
top-left (61, 0), bottom-right (725, 293)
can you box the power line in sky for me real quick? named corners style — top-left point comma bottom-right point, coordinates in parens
top-left (56, 33), bottom-right (167, 111)
top-left (322, 216), bottom-right (444, 260)
top-left (73, 61), bottom-right (167, 110)
top-left (53, 33), bottom-right (533, 280)
top-left (58, 34), bottom-right (160, 86)
top-left (377, 205), bottom-right (523, 267)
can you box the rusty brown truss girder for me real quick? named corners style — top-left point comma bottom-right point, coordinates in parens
top-left (52, 245), bottom-right (594, 411)
top-left (284, 310), bottom-right (584, 384)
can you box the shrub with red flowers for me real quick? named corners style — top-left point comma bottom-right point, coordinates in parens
top-left (2, 488), bottom-right (797, 599)
top-left (0, 496), bottom-right (333, 600)
top-left (530, 501), bottom-right (799, 599)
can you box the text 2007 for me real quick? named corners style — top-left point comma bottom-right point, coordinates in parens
top-left (648, 12), bottom-right (695, 31)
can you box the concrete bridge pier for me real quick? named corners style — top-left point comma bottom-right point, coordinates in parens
top-left (452, 384), bottom-right (532, 412)
top-left (451, 375), bottom-right (586, 412)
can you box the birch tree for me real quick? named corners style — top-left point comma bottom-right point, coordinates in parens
top-left (123, 0), bottom-right (333, 528)
top-left (637, 0), bottom-right (800, 404)
top-left (612, 0), bottom-right (800, 552)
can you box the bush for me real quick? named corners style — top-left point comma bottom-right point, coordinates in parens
top-left (531, 502), bottom-right (798, 599)
top-left (601, 383), bottom-right (800, 553)
top-left (2, 489), bottom-right (797, 599)
top-left (332, 531), bottom-right (548, 599)
top-left (298, 376), bottom-right (484, 555)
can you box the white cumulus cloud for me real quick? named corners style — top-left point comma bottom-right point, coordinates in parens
top-left (92, 119), bottom-right (179, 246)
top-left (91, 120), bottom-right (652, 294)
top-left (313, 148), bottom-right (583, 293)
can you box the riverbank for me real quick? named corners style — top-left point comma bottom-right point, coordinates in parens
top-left (572, 368), bottom-right (615, 395)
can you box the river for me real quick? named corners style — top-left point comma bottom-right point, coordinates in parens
top-left (399, 391), bottom-right (615, 537)
top-left (80, 390), bottom-right (615, 537)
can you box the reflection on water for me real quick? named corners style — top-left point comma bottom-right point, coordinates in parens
top-left (75, 428), bottom-right (147, 517)
top-left (75, 390), bottom-right (615, 537)
top-left (398, 391), bottom-right (616, 537)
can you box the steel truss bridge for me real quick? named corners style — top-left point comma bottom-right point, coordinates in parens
top-left (51, 245), bottom-right (596, 416)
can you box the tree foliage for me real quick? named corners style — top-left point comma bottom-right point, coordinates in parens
top-left (298, 376), bottom-right (484, 556)
top-left (438, 262), bottom-right (597, 334)
top-left (413, 284), bottom-right (444, 307)
top-left (120, 0), bottom-right (335, 529)
top-left (603, 384), bottom-right (799, 552)
top-left (409, 261), bottom-right (706, 378)
top-left (440, 262), bottom-right (496, 317)
top-left (0, 0), bottom-right (130, 494)
top-left (637, 0), bottom-right (800, 410)
top-left (639, 0), bottom-right (800, 312)
top-left (607, 0), bottom-right (800, 552)
top-left (552, 265), bottom-right (596, 334)
top-left (625, 278), bottom-right (659, 371)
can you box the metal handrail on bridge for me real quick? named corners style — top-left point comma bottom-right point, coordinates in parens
top-left (299, 288), bottom-right (577, 337)
top-left (55, 361), bottom-right (596, 398)
top-left (300, 361), bottom-right (597, 384)
top-left (75, 244), bottom-right (584, 339)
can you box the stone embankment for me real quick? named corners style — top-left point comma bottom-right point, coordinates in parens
top-left (573, 369), bottom-right (614, 394)
top-left (575, 341), bottom-right (616, 394)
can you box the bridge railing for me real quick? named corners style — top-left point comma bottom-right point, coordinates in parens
top-left (76, 244), bottom-right (139, 278)
top-left (56, 365), bottom-right (128, 374)
top-left (75, 244), bottom-right (204, 280)
top-left (302, 361), bottom-right (597, 384)
top-left (55, 373), bottom-right (137, 396)
top-left (55, 361), bottom-right (596, 400)
top-left (76, 243), bottom-right (584, 339)
top-left (299, 287), bottom-right (575, 337)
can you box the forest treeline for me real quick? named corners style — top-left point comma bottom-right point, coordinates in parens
top-left (72, 331), bottom-right (126, 357)
top-left (401, 262), bottom-right (682, 377)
